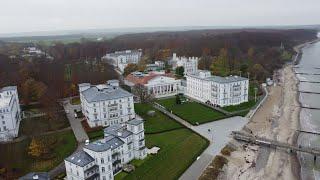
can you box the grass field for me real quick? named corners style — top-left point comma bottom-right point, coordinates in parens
top-left (122, 129), bottom-right (208, 180)
top-left (20, 114), bottom-right (70, 136)
top-left (157, 98), bottom-right (227, 125)
top-left (222, 99), bottom-right (257, 112)
top-left (134, 103), bottom-right (183, 133)
top-left (0, 130), bottom-right (77, 179)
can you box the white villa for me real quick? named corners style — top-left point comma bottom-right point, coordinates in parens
top-left (102, 50), bottom-right (142, 73)
top-left (172, 53), bottom-right (199, 75)
top-left (79, 80), bottom-right (135, 128)
top-left (0, 86), bottom-right (21, 141)
top-left (125, 71), bottom-right (181, 98)
top-left (65, 119), bottom-right (147, 180)
top-left (186, 70), bottom-right (249, 107)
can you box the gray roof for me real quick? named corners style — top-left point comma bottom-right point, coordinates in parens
top-left (85, 137), bottom-right (124, 152)
top-left (81, 85), bottom-right (132, 103)
top-left (65, 150), bottom-right (94, 167)
top-left (79, 83), bottom-right (91, 87)
top-left (19, 172), bottom-right (50, 180)
top-left (127, 118), bottom-right (144, 126)
top-left (1, 86), bottom-right (17, 92)
top-left (189, 72), bottom-right (248, 84)
top-left (104, 124), bottom-right (133, 138)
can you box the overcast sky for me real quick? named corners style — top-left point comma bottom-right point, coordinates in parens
top-left (1, 0), bottom-right (320, 34)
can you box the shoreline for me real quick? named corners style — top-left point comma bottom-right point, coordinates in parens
top-left (207, 39), bottom-right (318, 180)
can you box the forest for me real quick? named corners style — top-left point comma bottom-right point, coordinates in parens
top-left (0, 28), bottom-right (317, 106)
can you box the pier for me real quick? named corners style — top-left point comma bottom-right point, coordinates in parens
top-left (231, 131), bottom-right (320, 156)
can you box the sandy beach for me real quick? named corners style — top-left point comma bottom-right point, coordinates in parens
top-left (216, 64), bottom-right (301, 180)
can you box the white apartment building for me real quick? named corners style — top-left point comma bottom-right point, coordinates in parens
top-left (186, 70), bottom-right (249, 107)
top-left (79, 80), bottom-right (135, 128)
top-left (125, 71), bottom-right (181, 98)
top-left (102, 50), bottom-right (142, 73)
top-left (172, 53), bottom-right (199, 75)
top-left (0, 86), bottom-right (21, 141)
top-left (65, 119), bottom-right (147, 180)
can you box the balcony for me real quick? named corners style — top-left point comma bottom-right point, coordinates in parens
top-left (84, 165), bottom-right (99, 180)
top-left (139, 146), bottom-right (146, 150)
top-left (85, 173), bottom-right (100, 180)
top-left (112, 159), bottom-right (121, 166)
top-left (108, 103), bottom-right (118, 107)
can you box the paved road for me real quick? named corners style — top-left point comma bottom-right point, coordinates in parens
top-left (153, 104), bottom-right (248, 180)
top-left (63, 99), bottom-right (88, 142)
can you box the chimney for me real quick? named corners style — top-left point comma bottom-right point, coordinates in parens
top-left (117, 132), bottom-right (122, 137)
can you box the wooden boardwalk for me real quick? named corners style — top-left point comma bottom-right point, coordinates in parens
top-left (231, 131), bottom-right (320, 156)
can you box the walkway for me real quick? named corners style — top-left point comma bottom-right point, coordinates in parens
top-left (153, 102), bottom-right (248, 180)
top-left (62, 98), bottom-right (88, 143)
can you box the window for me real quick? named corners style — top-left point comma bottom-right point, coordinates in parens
top-left (3, 126), bottom-right (6, 131)
top-left (103, 176), bottom-right (106, 180)
top-left (101, 158), bottom-right (104, 163)
top-left (102, 167), bottom-right (105, 173)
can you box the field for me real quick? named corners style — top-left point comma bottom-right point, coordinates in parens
top-left (134, 103), bottom-right (183, 133)
top-left (0, 130), bottom-right (77, 179)
top-left (113, 103), bottom-right (208, 180)
top-left (157, 98), bottom-right (227, 125)
top-left (222, 99), bottom-right (257, 113)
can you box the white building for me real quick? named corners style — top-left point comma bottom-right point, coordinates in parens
top-left (186, 70), bottom-right (249, 107)
top-left (65, 119), bottom-right (147, 180)
top-left (0, 86), bottom-right (21, 141)
top-left (102, 50), bottom-right (142, 73)
top-left (79, 80), bottom-right (135, 128)
top-left (125, 71), bottom-right (181, 98)
top-left (172, 53), bottom-right (199, 75)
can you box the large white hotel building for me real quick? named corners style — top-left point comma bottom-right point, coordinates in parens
top-left (171, 53), bottom-right (199, 75)
top-left (186, 70), bottom-right (249, 107)
top-left (79, 80), bottom-right (135, 128)
top-left (65, 119), bottom-right (146, 180)
top-left (0, 86), bottom-right (21, 141)
top-left (102, 49), bottom-right (142, 73)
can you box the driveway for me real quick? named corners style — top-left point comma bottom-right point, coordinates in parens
top-left (62, 99), bottom-right (88, 143)
top-left (179, 116), bottom-right (248, 180)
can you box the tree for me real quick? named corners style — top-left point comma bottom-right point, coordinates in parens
top-left (132, 84), bottom-right (154, 103)
top-left (124, 64), bottom-right (139, 76)
top-left (175, 66), bottom-right (184, 77)
top-left (250, 64), bottom-right (267, 81)
top-left (211, 48), bottom-right (230, 76)
top-left (28, 138), bottom-right (42, 157)
top-left (175, 95), bottom-right (181, 105)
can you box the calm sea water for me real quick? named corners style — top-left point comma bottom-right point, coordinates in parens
top-left (296, 41), bottom-right (320, 180)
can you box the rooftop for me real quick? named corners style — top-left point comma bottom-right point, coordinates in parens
top-left (189, 71), bottom-right (248, 83)
top-left (81, 85), bottom-right (132, 103)
top-left (104, 124), bottom-right (133, 138)
top-left (127, 118), bottom-right (144, 126)
top-left (65, 150), bottom-right (94, 167)
top-left (84, 137), bottom-right (124, 152)
top-left (125, 71), bottom-right (174, 85)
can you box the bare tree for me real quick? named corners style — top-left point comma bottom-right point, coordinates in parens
top-left (132, 84), bottom-right (154, 103)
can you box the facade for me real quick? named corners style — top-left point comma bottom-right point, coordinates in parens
top-left (125, 71), bottom-right (181, 98)
top-left (0, 86), bottom-right (21, 141)
top-left (186, 70), bottom-right (249, 107)
top-left (65, 119), bottom-right (147, 180)
top-left (79, 80), bottom-right (135, 128)
top-left (146, 61), bottom-right (165, 71)
top-left (172, 53), bottom-right (199, 75)
top-left (102, 50), bottom-right (142, 73)
top-left (19, 172), bottom-right (50, 180)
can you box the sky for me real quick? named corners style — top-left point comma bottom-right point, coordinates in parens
top-left (1, 0), bottom-right (320, 34)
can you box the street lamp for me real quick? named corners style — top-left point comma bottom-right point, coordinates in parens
top-left (207, 128), bottom-right (214, 142)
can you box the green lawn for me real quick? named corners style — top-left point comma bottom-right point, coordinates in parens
top-left (20, 113), bottom-right (70, 136)
top-left (134, 103), bottom-right (183, 133)
top-left (121, 129), bottom-right (209, 180)
top-left (157, 98), bottom-right (227, 125)
top-left (0, 130), bottom-right (77, 179)
top-left (70, 97), bottom-right (81, 105)
top-left (222, 99), bottom-right (257, 112)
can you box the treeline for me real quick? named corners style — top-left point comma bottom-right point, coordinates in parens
top-left (0, 28), bottom-right (317, 105)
